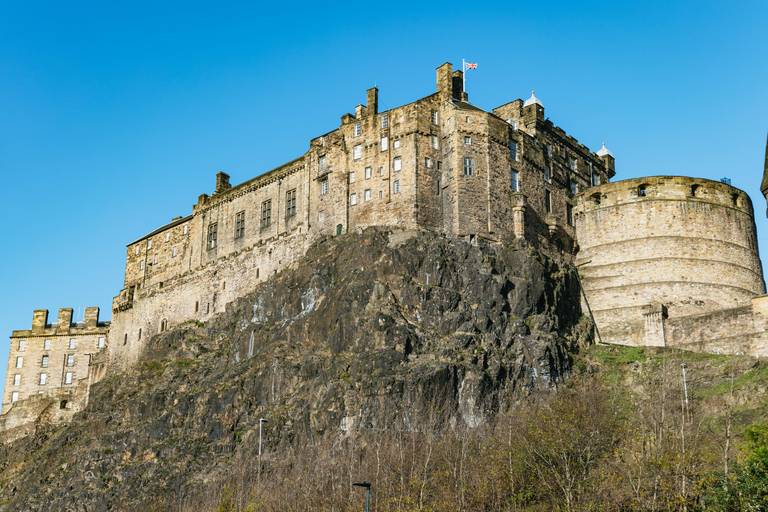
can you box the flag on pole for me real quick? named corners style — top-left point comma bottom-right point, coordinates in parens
top-left (465, 62), bottom-right (477, 69)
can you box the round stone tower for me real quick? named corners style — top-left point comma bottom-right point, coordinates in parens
top-left (574, 176), bottom-right (766, 346)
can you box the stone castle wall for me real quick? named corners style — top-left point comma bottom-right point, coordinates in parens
top-left (575, 176), bottom-right (766, 348)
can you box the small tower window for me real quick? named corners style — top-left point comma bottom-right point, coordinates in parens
top-left (638, 185), bottom-right (647, 197)
top-left (691, 184), bottom-right (700, 197)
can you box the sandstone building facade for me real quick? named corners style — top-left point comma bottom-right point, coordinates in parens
top-left (3, 62), bottom-right (767, 432)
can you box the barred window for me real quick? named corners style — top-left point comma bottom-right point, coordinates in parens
top-left (261, 200), bottom-right (272, 228)
top-left (69, 339), bottom-right (76, 349)
top-left (464, 136), bottom-right (471, 145)
top-left (319, 155), bottom-right (326, 170)
top-left (544, 166), bottom-right (551, 183)
top-left (463, 157), bottom-right (474, 176)
top-left (570, 156), bottom-right (577, 171)
top-left (207, 223), bottom-right (218, 249)
top-left (66, 355), bottom-right (75, 367)
top-left (42, 355), bottom-right (49, 367)
top-left (510, 140), bottom-right (518, 161)
top-left (431, 110), bottom-right (438, 124)
top-left (321, 179), bottom-right (329, 195)
top-left (393, 180), bottom-right (400, 194)
top-left (545, 190), bottom-right (552, 213)
top-left (286, 189), bottom-right (297, 218)
top-left (511, 170), bottom-right (519, 191)
top-left (354, 122), bottom-right (361, 137)
top-left (235, 211), bottom-right (246, 238)
top-left (350, 170), bottom-right (356, 183)
top-left (592, 172), bottom-right (600, 186)
top-left (381, 113), bottom-right (388, 128)
top-left (546, 144), bottom-right (551, 158)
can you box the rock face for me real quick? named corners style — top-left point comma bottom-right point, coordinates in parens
top-left (0, 229), bottom-right (587, 511)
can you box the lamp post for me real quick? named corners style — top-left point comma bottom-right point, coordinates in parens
top-left (353, 482), bottom-right (371, 512)
top-left (258, 418), bottom-right (268, 490)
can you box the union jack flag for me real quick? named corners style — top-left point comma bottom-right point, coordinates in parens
top-left (465, 62), bottom-right (477, 69)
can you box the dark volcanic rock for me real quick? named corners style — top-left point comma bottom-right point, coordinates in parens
top-left (0, 229), bottom-right (589, 511)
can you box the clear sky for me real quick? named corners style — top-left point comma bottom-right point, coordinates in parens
top-left (1, 0), bottom-right (767, 400)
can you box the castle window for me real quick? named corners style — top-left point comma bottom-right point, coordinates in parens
top-left (511, 170), bottom-right (519, 191)
top-left (138, 328), bottom-right (142, 340)
top-left (322, 135), bottom-right (328, 146)
top-left (350, 171), bottom-right (356, 183)
top-left (544, 166), bottom-right (551, 183)
top-left (64, 372), bottom-right (73, 385)
top-left (135, 245), bottom-right (139, 255)
top-left (431, 135), bottom-right (438, 149)
top-left (464, 136), bottom-right (472, 145)
top-left (510, 141), bottom-right (518, 161)
top-left (261, 200), bottom-right (272, 228)
top-left (148, 240), bottom-right (152, 249)
top-left (463, 157), bottom-right (474, 175)
top-left (195, 301), bottom-right (199, 313)
top-left (69, 339), bottom-right (76, 349)
top-left (378, 191), bottom-right (383, 199)
top-left (286, 189), bottom-right (297, 218)
top-left (354, 122), bottom-right (361, 137)
top-left (66, 355), bottom-right (74, 367)
top-left (545, 190), bottom-right (552, 213)
top-left (11, 392), bottom-right (18, 403)
top-left (381, 137), bottom-right (388, 151)
top-left (336, 224), bottom-right (343, 236)
top-left (592, 193), bottom-right (601, 204)
top-left (691, 184), bottom-right (699, 197)
top-left (44, 340), bottom-right (50, 350)
top-left (567, 204), bottom-right (574, 226)
top-left (318, 210), bottom-right (325, 222)
top-left (153, 254), bottom-right (158, 265)
top-left (379, 167), bottom-right (384, 177)
top-left (394, 157), bottom-right (402, 172)
top-left (235, 211), bottom-right (246, 238)
top-left (364, 189), bottom-right (371, 202)
top-left (207, 223), bottom-right (218, 249)
top-left (16, 357), bottom-right (22, 368)
top-left (638, 185), bottom-right (647, 197)
top-left (393, 180), bottom-right (400, 194)
top-left (394, 140), bottom-right (401, 149)
top-left (140, 260), bottom-right (144, 270)
top-left (172, 247), bottom-right (177, 257)
top-left (321, 179), bottom-right (329, 195)
top-left (353, 144), bottom-right (362, 160)
top-left (732, 193), bottom-right (739, 206)
top-left (425, 157), bottom-right (432, 168)
top-left (160, 319), bottom-right (167, 332)
top-left (165, 233), bottom-right (170, 242)
top-left (183, 225), bottom-right (188, 235)
top-left (381, 113), bottom-right (388, 128)
top-left (124, 334), bottom-right (128, 345)
top-left (319, 155), bottom-right (326, 171)
top-left (431, 110), bottom-right (438, 124)
top-left (350, 193), bottom-right (358, 206)
top-left (41, 355), bottom-right (49, 367)
top-left (98, 337), bottom-right (105, 348)
top-left (437, 179), bottom-right (440, 196)
top-left (13, 374), bottom-right (20, 386)
top-left (592, 172), bottom-right (600, 186)
top-left (17, 340), bottom-right (24, 351)
top-left (40, 373), bottom-right (47, 385)
top-left (546, 144), bottom-right (551, 158)
top-left (571, 181), bottom-right (578, 195)
top-left (365, 167), bottom-right (372, 179)
top-left (60, 400), bottom-right (67, 409)
top-left (570, 156), bottom-right (576, 171)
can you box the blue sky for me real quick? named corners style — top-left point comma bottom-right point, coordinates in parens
top-left (1, 0), bottom-right (767, 399)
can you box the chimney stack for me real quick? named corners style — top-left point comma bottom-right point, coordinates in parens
top-left (367, 87), bottom-right (378, 116)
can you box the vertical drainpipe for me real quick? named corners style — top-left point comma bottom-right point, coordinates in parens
top-left (486, 128), bottom-right (492, 235)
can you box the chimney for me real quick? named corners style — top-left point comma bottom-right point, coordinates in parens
top-left (367, 87), bottom-right (378, 116)
top-left (215, 172), bottom-right (231, 194)
top-left (436, 62), bottom-right (453, 100)
top-left (57, 308), bottom-right (73, 334)
top-left (32, 309), bottom-right (48, 332)
top-left (84, 307), bottom-right (100, 329)
top-left (452, 70), bottom-right (468, 101)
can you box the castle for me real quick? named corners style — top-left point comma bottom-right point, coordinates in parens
top-left (3, 62), bottom-right (767, 439)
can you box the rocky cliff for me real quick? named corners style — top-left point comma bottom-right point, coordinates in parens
top-left (0, 229), bottom-right (588, 511)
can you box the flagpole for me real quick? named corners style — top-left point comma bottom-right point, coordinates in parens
top-left (462, 59), bottom-right (466, 93)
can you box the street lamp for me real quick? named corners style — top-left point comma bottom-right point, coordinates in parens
top-left (353, 482), bottom-right (371, 512)
top-left (259, 418), bottom-right (268, 457)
